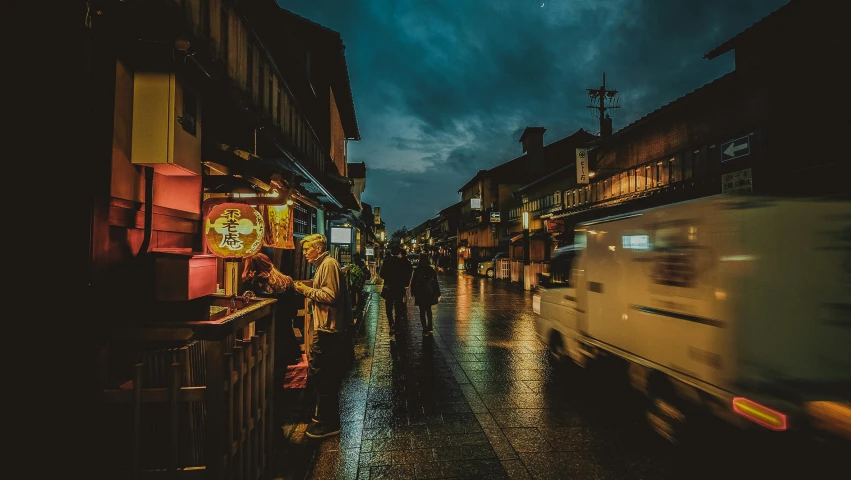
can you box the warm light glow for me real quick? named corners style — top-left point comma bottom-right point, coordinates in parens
top-left (805, 401), bottom-right (851, 440)
top-left (589, 171), bottom-right (596, 178)
top-left (205, 203), bottom-right (264, 258)
top-left (522, 211), bottom-right (529, 229)
top-left (732, 397), bottom-right (787, 431)
top-left (265, 204), bottom-right (295, 249)
top-left (232, 190), bottom-right (279, 198)
top-left (286, 199), bottom-right (294, 205)
top-left (720, 255), bottom-right (756, 262)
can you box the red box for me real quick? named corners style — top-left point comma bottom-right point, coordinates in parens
top-left (153, 250), bottom-right (218, 301)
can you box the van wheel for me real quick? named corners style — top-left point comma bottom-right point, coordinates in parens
top-left (645, 381), bottom-right (688, 445)
top-left (547, 331), bottom-right (568, 367)
top-left (486, 268), bottom-right (494, 278)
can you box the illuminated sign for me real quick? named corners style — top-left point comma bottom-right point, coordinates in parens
top-left (471, 198), bottom-right (482, 209)
top-left (576, 148), bottom-right (589, 184)
top-left (330, 227), bottom-right (352, 244)
top-left (490, 211), bottom-right (501, 222)
top-left (622, 234), bottom-right (651, 250)
top-left (546, 219), bottom-right (564, 233)
top-left (264, 204), bottom-right (295, 249)
top-left (204, 203), bottom-right (264, 258)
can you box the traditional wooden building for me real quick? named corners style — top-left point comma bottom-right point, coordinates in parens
top-left (83, 1), bottom-right (363, 477)
top-left (456, 127), bottom-right (595, 275)
top-left (430, 200), bottom-right (463, 269)
top-left (547, 0), bottom-right (846, 236)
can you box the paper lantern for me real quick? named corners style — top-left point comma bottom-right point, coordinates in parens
top-left (263, 204), bottom-right (295, 249)
top-left (204, 203), bottom-right (265, 258)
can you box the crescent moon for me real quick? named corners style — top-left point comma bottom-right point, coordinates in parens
top-left (541, 2), bottom-right (545, 6)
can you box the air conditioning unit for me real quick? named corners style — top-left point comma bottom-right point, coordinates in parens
top-left (131, 72), bottom-right (202, 175)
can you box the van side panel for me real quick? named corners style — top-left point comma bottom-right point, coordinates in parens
top-left (735, 199), bottom-right (851, 389)
top-left (585, 228), bottom-right (625, 347)
top-left (605, 202), bottom-right (734, 388)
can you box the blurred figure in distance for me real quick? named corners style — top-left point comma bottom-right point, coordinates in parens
top-left (410, 252), bottom-right (441, 337)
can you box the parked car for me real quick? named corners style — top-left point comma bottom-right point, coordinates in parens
top-left (477, 252), bottom-right (508, 278)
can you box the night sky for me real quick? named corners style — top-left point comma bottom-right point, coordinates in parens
top-left (278, 0), bottom-right (788, 233)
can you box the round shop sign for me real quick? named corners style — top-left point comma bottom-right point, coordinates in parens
top-left (204, 203), bottom-right (265, 258)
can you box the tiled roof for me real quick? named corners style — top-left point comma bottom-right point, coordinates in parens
top-left (589, 72), bottom-right (736, 146)
top-left (459, 128), bottom-right (596, 192)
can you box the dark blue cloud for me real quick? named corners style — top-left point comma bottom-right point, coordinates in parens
top-left (277, 0), bottom-right (788, 232)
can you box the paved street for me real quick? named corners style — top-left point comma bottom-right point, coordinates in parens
top-left (271, 271), bottom-right (845, 480)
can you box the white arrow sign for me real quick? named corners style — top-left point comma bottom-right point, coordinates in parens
top-left (724, 142), bottom-right (747, 157)
top-left (721, 136), bottom-right (750, 162)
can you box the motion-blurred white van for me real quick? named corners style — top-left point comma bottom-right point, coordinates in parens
top-left (534, 194), bottom-right (851, 444)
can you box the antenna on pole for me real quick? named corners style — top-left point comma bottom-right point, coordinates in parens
top-left (586, 72), bottom-right (620, 137)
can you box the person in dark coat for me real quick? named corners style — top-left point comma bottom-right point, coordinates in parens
top-left (379, 245), bottom-right (413, 336)
top-left (410, 252), bottom-right (441, 336)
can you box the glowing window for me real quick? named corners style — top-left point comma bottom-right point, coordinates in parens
top-left (622, 234), bottom-right (651, 250)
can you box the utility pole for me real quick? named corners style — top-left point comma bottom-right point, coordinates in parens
top-left (587, 72), bottom-right (619, 137)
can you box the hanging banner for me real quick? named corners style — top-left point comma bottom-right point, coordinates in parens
top-left (204, 203), bottom-right (265, 258)
top-left (576, 148), bottom-right (589, 184)
top-left (262, 204), bottom-right (295, 249)
top-left (546, 219), bottom-right (564, 233)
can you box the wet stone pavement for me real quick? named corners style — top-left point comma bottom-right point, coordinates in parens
top-left (270, 271), bottom-right (845, 480)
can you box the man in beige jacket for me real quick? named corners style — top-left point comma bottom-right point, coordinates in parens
top-left (294, 233), bottom-right (352, 438)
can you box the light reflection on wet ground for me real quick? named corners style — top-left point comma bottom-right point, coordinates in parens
top-left (272, 271), bottom-right (845, 480)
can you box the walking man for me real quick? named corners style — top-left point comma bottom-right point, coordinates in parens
top-left (293, 233), bottom-right (352, 438)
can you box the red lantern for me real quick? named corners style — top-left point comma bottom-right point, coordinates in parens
top-left (204, 203), bottom-right (265, 258)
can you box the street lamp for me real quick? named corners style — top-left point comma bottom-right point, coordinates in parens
top-left (522, 211), bottom-right (531, 291)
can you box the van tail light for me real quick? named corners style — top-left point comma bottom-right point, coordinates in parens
top-left (532, 294), bottom-right (541, 315)
top-left (732, 397), bottom-right (787, 431)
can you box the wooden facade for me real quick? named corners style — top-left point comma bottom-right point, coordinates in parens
top-left (84, 1), bottom-right (364, 477)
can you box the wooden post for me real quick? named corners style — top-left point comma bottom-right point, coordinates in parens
top-left (204, 341), bottom-right (225, 480)
top-left (234, 344), bottom-right (244, 480)
top-left (168, 361), bottom-right (180, 478)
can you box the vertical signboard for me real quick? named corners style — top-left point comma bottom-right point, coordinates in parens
top-left (576, 148), bottom-right (589, 184)
top-left (263, 204), bottom-right (295, 249)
